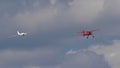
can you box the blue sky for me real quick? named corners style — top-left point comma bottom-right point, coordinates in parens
top-left (0, 0), bottom-right (120, 68)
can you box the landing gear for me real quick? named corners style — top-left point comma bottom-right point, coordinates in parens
top-left (86, 36), bottom-right (89, 39)
top-left (85, 35), bottom-right (94, 39)
top-left (92, 35), bottom-right (94, 38)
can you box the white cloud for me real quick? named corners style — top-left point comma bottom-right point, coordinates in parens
top-left (1, 0), bottom-right (120, 38)
top-left (89, 40), bottom-right (120, 68)
top-left (50, 0), bottom-right (57, 5)
top-left (14, 7), bottom-right (58, 31)
top-left (66, 49), bottom-right (77, 55)
top-left (0, 44), bottom-right (111, 68)
top-left (68, 0), bottom-right (104, 23)
top-left (62, 40), bottom-right (120, 68)
top-left (104, 0), bottom-right (120, 15)
top-left (0, 0), bottom-right (120, 68)
top-left (61, 50), bottom-right (110, 68)
top-left (0, 48), bottom-right (59, 68)
top-left (13, 0), bottom-right (105, 32)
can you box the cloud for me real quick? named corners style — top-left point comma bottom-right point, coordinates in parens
top-left (60, 50), bottom-right (110, 68)
top-left (13, 0), bottom-right (105, 32)
top-left (1, 0), bottom-right (119, 40)
top-left (66, 49), bottom-right (77, 55)
top-left (0, 0), bottom-right (120, 68)
top-left (0, 42), bottom-right (112, 68)
top-left (0, 48), bottom-right (60, 68)
top-left (0, 0), bottom-right (120, 38)
top-left (14, 7), bottom-right (58, 31)
top-left (103, 0), bottom-right (120, 15)
top-left (50, 0), bottom-right (57, 5)
top-left (68, 0), bottom-right (104, 23)
top-left (59, 40), bottom-right (120, 68)
top-left (89, 40), bottom-right (120, 68)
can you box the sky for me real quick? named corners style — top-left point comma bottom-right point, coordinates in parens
top-left (0, 0), bottom-right (120, 68)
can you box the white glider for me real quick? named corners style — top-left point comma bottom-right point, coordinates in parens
top-left (17, 31), bottom-right (27, 36)
top-left (8, 31), bottom-right (27, 38)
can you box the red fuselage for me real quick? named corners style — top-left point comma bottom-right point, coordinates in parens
top-left (83, 31), bottom-right (92, 36)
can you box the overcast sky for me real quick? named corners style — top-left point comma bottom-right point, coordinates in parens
top-left (0, 0), bottom-right (120, 68)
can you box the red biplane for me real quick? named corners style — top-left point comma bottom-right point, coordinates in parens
top-left (76, 29), bottom-right (99, 39)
